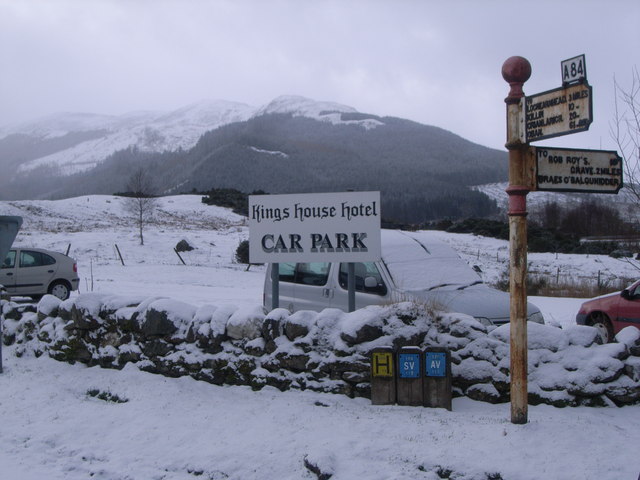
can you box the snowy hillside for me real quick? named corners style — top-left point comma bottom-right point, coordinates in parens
top-left (0, 95), bottom-right (382, 177)
top-left (3, 195), bottom-right (257, 306)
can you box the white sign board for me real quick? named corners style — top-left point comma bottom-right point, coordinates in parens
top-left (561, 54), bottom-right (587, 85)
top-left (523, 82), bottom-right (592, 143)
top-left (249, 191), bottom-right (381, 263)
top-left (535, 146), bottom-right (623, 193)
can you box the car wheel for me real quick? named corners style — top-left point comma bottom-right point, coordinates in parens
top-left (588, 312), bottom-right (614, 344)
top-left (48, 281), bottom-right (70, 300)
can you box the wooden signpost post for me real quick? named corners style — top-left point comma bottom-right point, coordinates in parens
top-left (502, 55), bottom-right (623, 424)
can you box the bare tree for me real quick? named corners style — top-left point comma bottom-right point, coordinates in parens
top-left (611, 67), bottom-right (640, 212)
top-left (123, 167), bottom-right (158, 245)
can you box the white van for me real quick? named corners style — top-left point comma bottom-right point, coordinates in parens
top-left (263, 229), bottom-right (544, 326)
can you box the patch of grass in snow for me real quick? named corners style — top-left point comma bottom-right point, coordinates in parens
top-left (86, 388), bottom-right (128, 403)
top-left (418, 464), bottom-right (505, 480)
top-left (494, 266), bottom-right (632, 298)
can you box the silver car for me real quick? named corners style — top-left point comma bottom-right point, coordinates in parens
top-left (264, 229), bottom-right (544, 326)
top-left (1, 247), bottom-right (80, 300)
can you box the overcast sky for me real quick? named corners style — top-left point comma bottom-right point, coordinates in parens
top-left (1, 0), bottom-right (638, 150)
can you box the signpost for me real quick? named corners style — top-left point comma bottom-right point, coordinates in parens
top-left (248, 191), bottom-right (381, 264)
top-left (249, 191), bottom-right (381, 311)
top-left (503, 54), bottom-right (622, 424)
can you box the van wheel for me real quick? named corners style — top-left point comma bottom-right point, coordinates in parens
top-left (48, 281), bottom-right (70, 300)
top-left (588, 312), bottom-right (614, 344)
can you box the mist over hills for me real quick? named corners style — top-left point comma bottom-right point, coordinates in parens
top-left (0, 95), bottom-right (508, 222)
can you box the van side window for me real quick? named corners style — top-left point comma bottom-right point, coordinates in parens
top-left (295, 262), bottom-right (330, 286)
top-left (278, 263), bottom-right (297, 283)
top-left (338, 262), bottom-right (388, 296)
top-left (2, 251), bottom-right (16, 268)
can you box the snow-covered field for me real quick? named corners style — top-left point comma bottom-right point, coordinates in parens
top-left (1, 195), bottom-right (639, 480)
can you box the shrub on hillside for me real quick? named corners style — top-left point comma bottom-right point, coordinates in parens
top-left (201, 188), bottom-right (267, 216)
top-left (443, 217), bottom-right (630, 255)
top-left (235, 240), bottom-right (250, 264)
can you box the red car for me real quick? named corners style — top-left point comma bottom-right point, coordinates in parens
top-left (576, 280), bottom-right (640, 343)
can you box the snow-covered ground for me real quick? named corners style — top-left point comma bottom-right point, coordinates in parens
top-left (1, 195), bottom-right (639, 479)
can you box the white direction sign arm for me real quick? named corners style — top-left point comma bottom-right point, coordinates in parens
top-left (534, 146), bottom-right (623, 193)
top-left (523, 83), bottom-right (593, 143)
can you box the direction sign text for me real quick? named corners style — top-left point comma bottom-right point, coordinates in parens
top-left (535, 146), bottom-right (623, 193)
top-left (523, 83), bottom-right (592, 142)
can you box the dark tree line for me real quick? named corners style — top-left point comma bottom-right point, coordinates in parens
top-left (533, 199), bottom-right (638, 238)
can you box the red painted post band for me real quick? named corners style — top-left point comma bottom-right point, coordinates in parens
top-left (506, 185), bottom-right (529, 216)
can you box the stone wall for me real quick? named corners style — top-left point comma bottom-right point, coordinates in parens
top-left (2, 293), bottom-right (640, 407)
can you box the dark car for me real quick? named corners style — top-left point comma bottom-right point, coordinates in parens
top-left (1, 247), bottom-right (79, 300)
top-left (576, 280), bottom-right (640, 343)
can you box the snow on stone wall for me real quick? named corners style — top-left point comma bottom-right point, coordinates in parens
top-left (2, 294), bottom-right (640, 407)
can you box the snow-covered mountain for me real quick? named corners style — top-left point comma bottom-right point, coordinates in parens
top-left (0, 96), bottom-right (507, 223)
top-left (255, 95), bottom-right (383, 130)
top-left (0, 100), bottom-right (255, 176)
top-left (0, 96), bottom-right (381, 176)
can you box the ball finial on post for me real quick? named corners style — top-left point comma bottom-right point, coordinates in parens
top-left (502, 56), bottom-right (531, 100)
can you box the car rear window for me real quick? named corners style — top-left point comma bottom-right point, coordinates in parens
top-left (20, 250), bottom-right (56, 268)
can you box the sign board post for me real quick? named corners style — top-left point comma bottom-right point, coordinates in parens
top-left (396, 347), bottom-right (423, 406)
top-left (423, 348), bottom-right (452, 410)
top-left (347, 262), bottom-right (356, 312)
top-left (0, 216), bottom-right (23, 374)
top-left (370, 347), bottom-right (396, 405)
top-left (270, 263), bottom-right (279, 310)
top-left (502, 56), bottom-right (533, 425)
